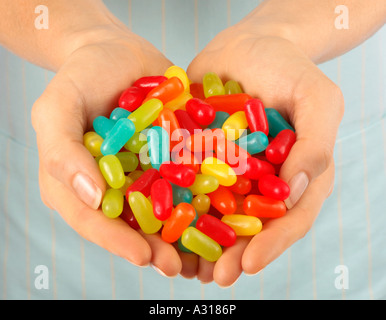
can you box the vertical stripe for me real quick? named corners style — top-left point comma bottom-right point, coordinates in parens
top-left (200, 282), bottom-right (205, 299)
top-left (139, 268), bottom-right (144, 299)
top-left (259, 271), bottom-right (264, 299)
top-left (286, 248), bottom-right (291, 299)
top-left (169, 278), bottom-right (174, 299)
top-left (110, 254), bottom-right (116, 299)
top-left (227, 0), bottom-right (231, 27)
top-left (379, 34), bottom-right (386, 174)
top-left (311, 227), bottom-right (317, 299)
top-left (161, 0), bottom-right (166, 55)
top-left (128, 0), bottom-right (132, 30)
top-left (194, 0), bottom-right (199, 54)
top-left (360, 43), bottom-right (374, 299)
top-left (80, 238), bottom-right (86, 299)
top-left (49, 210), bottom-right (57, 299)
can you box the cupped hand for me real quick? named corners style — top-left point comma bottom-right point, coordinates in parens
top-left (31, 26), bottom-right (183, 276)
top-left (185, 23), bottom-right (344, 285)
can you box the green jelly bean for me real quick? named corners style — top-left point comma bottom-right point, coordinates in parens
top-left (265, 108), bottom-right (295, 137)
top-left (171, 183), bottom-right (193, 206)
top-left (207, 111), bottom-right (229, 129)
top-left (115, 151), bottom-right (139, 172)
top-left (237, 131), bottom-right (269, 154)
top-left (101, 118), bottom-right (135, 155)
top-left (128, 98), bottom-right (163, 132)
top-left (102, 189), bottom-right (124, 218)
top-left (203, 72), bottom-right (225, 98)
top-left (224, 80), bottom-right (242, 94)
top-left (99, 154), bottom-right (125, 189)
top-left (93, 116), bottom-right (115, 139)
top-left (147, 126), bottom-right (170, 170)
top-left (110, 107), bottom-right (131, 121)
top-left (124, 132), bottom-right (147, 154)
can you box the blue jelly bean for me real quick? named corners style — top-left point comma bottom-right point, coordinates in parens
top-left (146, 126), bottom-right (170, 170)
top-left (207, 111), bottom-right (230, 129)
top-left (101, 118), bottom-right (135, 155)
top-left (265, 108), bottom-right (295, 137)
top-left (93, 116), bottom-right (115, 139)
top-left (110, 107), bottom-right (131, 121)
top-left (171, 183), bottom-right (193, 206)
top-left (237, 131), bottom-right (269, 154)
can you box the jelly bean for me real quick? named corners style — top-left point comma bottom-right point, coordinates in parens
top-left (207, 111), bottom-right (230, 129)
top-left (185, 98), bottom-right (216, 126)
top-left (224, 80), bottom-right (242, 94)
top-left (265, 108), bottom-right (295, 137)
top-left (201, 156), bottom-right (237, 187)
top-left (147, 126), bottom-right (170, 170)
top-left (188, 174), bottom-right (219, 195)
top-left (205, 93), bottom-right (252, 114)
top-left (164, 65), bottom-right (190, 92)
top-left (174, 109), bottom-right (201, 135)
top-left (191, 194), bottom-right (211, 216)
top-left (170, 148), bottom-right (200, 173)
top-left (133, 75), bottom-right (168, 95)
top-left (237, 131), bottom-right (269, 155)
top-left (83, 131), bottom-right (103, 157)
top-left (244, 194), bottom-right (287, 218)
top-left (110, 107), bottom-right (131, 121)
top-left (164, 91), bottom-right (193, 111)
top-left (258, 174), bottom-right (290, 201)
top-left (115, 151), bottom-right (139, 172)
top-left (215, 138), bottom-right (250, 174)
top-left (233, 193), bottom-right (246, 214)
top-left (150, 178), bottom-right (173, 221)
top-left (228, 175), bottom-right (252, 195)
top-left (127, 169), bottom-right (143, 182)
top-left (157, 108), bottom-right (184, 151)
top-left (120, 200), bottom-right (140, 229)
top-left (162, 203), bottom-right (196, 243)
top-left (159, 162), bottom-right (196, 188)
top-left (119, 175), bottom-right (134, 195)
top-left (181, 227), bottom-right (222, 262)
top-left (221, 214), bottom-right (262, 236)
top-left (128, 191), bottom-right (162, 234)
top-left (124, 132), bottom-right (147, 154)
top-left (189, 83), bottom-right (206, 101)
top-left (125, 168), bottom-right (160, 198)
top-left (207, 185), bottom-right (236, 215)
top-left (128, 98), bottom-right (163, 132)
top-left (101, 118), bottom-right (136, 155)
top-left (185, 128), bottom-right (225, 153)
top-left (196, 214), bottom-right (237, 247)
top-left (102, 188), bottom-right (124, 218)
top-left (138, 150), bottom-right (153, 171)
top-left (265, 129), bottom-right (296, 164)
top-left (202, 72), bottom-right (225, 98)
top-left (93, 116), bottom-right (115, 139)
top-left (145, 77), bottom-right (185, 104)
top-left (171, 183), bottom-right (193, 205)
top-left (243, 157), bottom-right (275, 180)
top-left (222, 110), bottom-right (248, 140)
top-left (118, 86), bottom-right (146, 112)
top-left (244, 99), bottom-right (269, 135)
top-left (99, 154), bottom-right (125, 189)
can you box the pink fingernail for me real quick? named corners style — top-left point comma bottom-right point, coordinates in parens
top-left (284, 171), bottom-right (309, 209)
top-left (72, 172), bottom-right (102, 210)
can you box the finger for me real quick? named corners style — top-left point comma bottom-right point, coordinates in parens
top-left (179, 251), bottom-right (199, 279)
top-left (40, 165), bottom-right (152, 266)
top-left (242, 161), bottom-right (334, 275)
top-left (141, 233), bottom-right (182, 278)
top-left (32, 74), bottom-right (106, 210)
top-left (213, 237), bottom-right (251, 287)
top-left (197, 258), bottom-right (215, 284)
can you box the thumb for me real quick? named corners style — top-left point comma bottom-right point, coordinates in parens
top-left (32, 80), bottom-right (106, 210)
top-left (279, 79), bottom-right (344, 209)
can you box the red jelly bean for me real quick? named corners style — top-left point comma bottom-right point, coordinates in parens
top-left (120, 200), bottom-right (140, 229)
top-left (189, 83), bottom-right (206, 100)
top-left (258, 174), bottom-right (290, 201)
top-left (228, 175), bottom-right (252, 195)
top-left (133, 75), bottom-right (168, 95)
top-left (185, 128), bottom-right (225, 153)
top-left (207, 185), bottom-right (236, 215)
top-left (171, 148), bottom-right (200, 173)
top-left (244, 99), bottom-right (269, 135)
top-left (145, 76), bottom-right (184, 104)
top-left (265, 129), bottom-right (296, 164)
top-left (125, 168), bottom-right (160, 198)
top-left (159, 161), bottom-right (196, 187)
top-left (243, 194), bottom-right (287, 218)
top-left (150, 179), bottom-right (173, 221)
top-left (174, 110), bottom-right (202, 135)
top-left (118, 86), bottom-right (146, 112)
top-left (205, 93), bottom-right (252, 114)
top-left (185, 98), bottom-right (216, 126)
top-left (196, 214), bottom-right (237, 247)
top-left (162, 202), bottom-right (196, 243)
top-left (243, 157), bottom-right (275, 180)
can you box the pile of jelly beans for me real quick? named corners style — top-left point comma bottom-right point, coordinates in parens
top-left (83, 66), bottom-right (296, 262)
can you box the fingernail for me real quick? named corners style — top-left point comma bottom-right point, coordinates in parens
top-left (150, 263), bottom-right (169, 277)
top-left (284, 171), bottom-right (309, 209)
top-left (72, 172), bottom-right (102, 210)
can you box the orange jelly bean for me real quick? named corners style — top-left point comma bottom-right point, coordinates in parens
top-left (205, 93), bottom-right (252, 114)
top-left (207, 185), bottom-right (236, 215)
top-left (145, 76), bottom-right (184, 104)
top-left (244, 194), bottom-right (287, 218)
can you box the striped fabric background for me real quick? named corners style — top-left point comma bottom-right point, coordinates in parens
top-left (0, 0), bottom-right (385, 300)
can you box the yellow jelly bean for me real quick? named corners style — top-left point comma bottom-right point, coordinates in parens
top-left (83, 131), bottom-right (103, 157)
top-left (222, 110), bottom-right (248, 140)
top-left (99, 154), bottom-right (125, 189)
top-left (224, 80), bottom-right (243, 94)
top-left (181, 227), bottom-right (222, 262)
top-left (102, 188), bottom-right (123, 218)
top-left (191, 194), bottom-right (211, 216)
top-left (115, 151), bottom-right (139, 172)
top-left (188, 174), bottom-right (219, 195)
top-left (128, 191), bottom-right (162, 234)
top-left (221, 214), bottom-right (262, 236)
top-left (203, 72), bottom-right (225, 98)
top-left (128, 98), bottom-right (163, 132)
top-left (164, 65), bottom-right (190, 92)
top-left (164, 91), bottom-right (193, 111)
top-left (200, 156), bottom-right (237, 187)
top-left (124, 132), bottom-right (147, 154)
